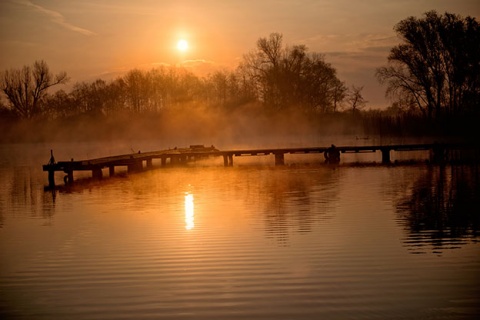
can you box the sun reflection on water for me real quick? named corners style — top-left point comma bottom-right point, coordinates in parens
top-left (185, 192), bottom-right (194, 230)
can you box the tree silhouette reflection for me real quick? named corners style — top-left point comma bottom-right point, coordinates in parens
top-left (8, 167), bottom-right (56, 222)
top-left (257, 168), bottom-right (339, 245)
top-left (396, 165), bottom-right (480, 254)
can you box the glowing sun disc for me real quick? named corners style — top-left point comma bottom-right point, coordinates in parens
top-left (177, 39), bottom-right (189, 52)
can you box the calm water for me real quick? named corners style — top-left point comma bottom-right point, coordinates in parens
top-left (1, 142), bottom-right (479, 320)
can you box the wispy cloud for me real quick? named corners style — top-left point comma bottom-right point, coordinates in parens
top-left (14, 0), bottom-right (96, 36)
top-left (302, 33), bottom-right (398, 54)
top-left (181, 59), bottom-right (215, 67)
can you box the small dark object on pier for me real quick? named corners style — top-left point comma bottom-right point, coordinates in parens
top-left (324, 144), bottom-right (340, 164)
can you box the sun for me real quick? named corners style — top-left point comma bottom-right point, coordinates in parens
top-left (177, 39), bottom-right (189, 52)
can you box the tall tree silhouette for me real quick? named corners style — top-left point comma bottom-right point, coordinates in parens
top-left (241, 33), bottom-right (346, 112)
top-left (377, 11), bottom-right (480, 120)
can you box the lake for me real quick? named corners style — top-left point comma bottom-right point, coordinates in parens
top-left (1, 141), bottom-right (479, 319)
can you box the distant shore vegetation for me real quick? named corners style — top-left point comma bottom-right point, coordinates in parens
top-left (1, 11), bottom-right (478, 143)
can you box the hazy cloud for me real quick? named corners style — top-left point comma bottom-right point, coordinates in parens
top-left (14, 0), bottom-right (96, 36)
top-left (180, 59), bottom-right (221, 76)
top-left (302, 33), bottom-right (398, 54)
top-left (181, 59), bottom-right (214, 67)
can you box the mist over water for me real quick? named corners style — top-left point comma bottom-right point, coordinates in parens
top-left (2, 100), bottom-right (454, 147)
top-left (1, 142), bottom-right (479, 319)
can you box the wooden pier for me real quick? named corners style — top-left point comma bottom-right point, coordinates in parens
top-left (43, 143), bottom-right (477, 187)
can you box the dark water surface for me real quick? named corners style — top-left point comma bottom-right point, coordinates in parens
top-left (1, 142), bottom-right (479, 319)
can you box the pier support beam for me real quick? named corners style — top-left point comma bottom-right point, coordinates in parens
top-left (381, 148), bottom-right (391, 164)
top-left (64, 170), bottom-right (74, 185)
top-left (128, 160), bottom-right (143, 173)
top-left (109, 166), bottom-right (115, 177)
top-left (223, 154), bottom-right (233, 167)
top-left (170, 155), bottom-right (179, 165)
top-left (430, 145), bottom-right (446, 164)
top-left (161, 156), bottom-right (166, 166)
top-left (274, 153), bottom-right (285, 166)
top-left (48, 169), bottom-right (55, 188)
top-left (92, 168), bottom-right (103, 179)
top-left (146, 158), bottom-right (153, 168)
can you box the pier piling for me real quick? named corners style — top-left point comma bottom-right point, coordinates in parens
top-left (381, 148), bottom-right (391, 164)
top-left (223, 154), bottom-right (233, 167)
top-left (92, 168), bottom-right (103, 179)
top-left (48, 169), bottom-right (55, 188)
top-left (275, 153), bottom-right (285, 166)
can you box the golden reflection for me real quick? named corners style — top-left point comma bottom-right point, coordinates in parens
top-left (185, 192), bottom-right (194, 230)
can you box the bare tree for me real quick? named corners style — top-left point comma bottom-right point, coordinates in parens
top-left (332, 79), bottom-right (347, 112)
top-left (241, 33), bottom-right (284, 108)
top-left (1, 60), bottom-right (69, 118)
top-left (241, 33), bottom-right (346, 112)
top-left (347, 85), bottom-right (367, 113)
top-left (257, 32), bottom-right (283, 68)
top-left (301, 53), bottom-right (347, 113)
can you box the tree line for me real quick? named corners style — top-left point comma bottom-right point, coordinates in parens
top-left (1, 11), bottom-right (479, 137)
top-left (1, 33), bottom-right (359, 120)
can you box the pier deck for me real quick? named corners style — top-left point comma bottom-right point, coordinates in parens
top-left (43, 143), bottom-right (476, 187)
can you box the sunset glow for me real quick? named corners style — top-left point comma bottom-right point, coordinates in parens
top-left (177, 39), bottom-right (189, 52)
top-left (1, 1), bottom-right (477, 108)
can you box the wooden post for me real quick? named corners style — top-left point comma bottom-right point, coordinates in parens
top-left (161, 156), bottom-right (166, 166)
top-left (48, 169), bottom-right (55, 187)
top-left (109, 166), bottom-right (115, 177)
top-left (275, 153), bottom-right (285, 166)
top-left (430, 144), bottom-right (445, 164)
top-left (381, 148), bottom-right (391, 164)
top-left (64, 170), bottom-right (74, 184)
top-left (92, 167), bottom-right (103, 179)
top-left (146, 158), bottom-right (153, 168)
top-left (223, 154), bottom-right (233, 166)
top-left (128, 160), bottom-right (143, 173)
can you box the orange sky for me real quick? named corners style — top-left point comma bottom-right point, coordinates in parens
top-left (1, 0), bottom-right (479, 108)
